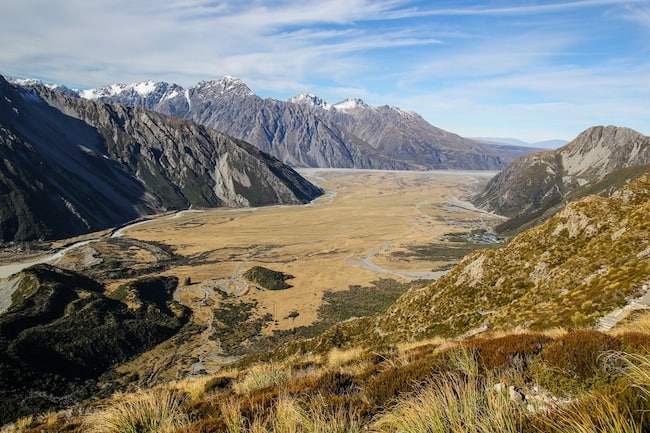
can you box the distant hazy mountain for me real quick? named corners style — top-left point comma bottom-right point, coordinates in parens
top-left (0, 76), bottom-right (322, 242)
top-left (72, 76), bottom-right (535, 170)
top-left (473, 137), bottom-right (567, 149)
top-left (472, 125), bottom-right (650, 232)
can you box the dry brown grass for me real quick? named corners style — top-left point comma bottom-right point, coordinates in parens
top-left (82, 388), bottom-right (189, 433)
top-left (120, 170), bottom-right (498, 333)
top-left (327, 346), bottom-right (367, 369)
top-left (233, 363), bottom-right (293, 394)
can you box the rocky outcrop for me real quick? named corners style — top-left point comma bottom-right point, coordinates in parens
top-left (0, 76), bottom-right (323, 242)
top-left (75, 77), bottom-right (530, 170)
top-left (472, 126), bottom-right (650, 232)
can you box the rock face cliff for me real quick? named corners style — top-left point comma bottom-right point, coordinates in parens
top-left (472, 126), bottom-right (650, 232)
top-left (0, 76), bottom-right (323, 242)
top-left (74, 77), bottom-right (528, 170)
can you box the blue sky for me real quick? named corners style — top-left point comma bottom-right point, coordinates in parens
top-left (1, 0), bottom-right (649, 142)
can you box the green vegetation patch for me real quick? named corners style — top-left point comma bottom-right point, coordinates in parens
top-left (243, 266), bottom-right (294, 290)
top-left (210, 294), bottom-right (273, 355)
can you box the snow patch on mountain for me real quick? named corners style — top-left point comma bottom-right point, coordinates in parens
top-left (333, 98), bottom-right (369, 111)
top-left (287, 93), bottom-right (332, 110)
top-left (80, 80), bottom-right (160, 100)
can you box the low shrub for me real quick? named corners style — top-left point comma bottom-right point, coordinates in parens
top-left (362, 355), bottom-right (444, 409)
top-left (311, 371), bottom-right (358, 396)
top-left (617, 332), bottom-right (650, 354)
top-left (531, 330), bottom-right (621, 395)
top-left (465, 333), bottom-right (553, 371)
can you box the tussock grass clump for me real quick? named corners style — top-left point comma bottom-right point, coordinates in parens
top-left (326, 346), bottom-right (366, 368)
top-left (234, 363), bottom-right (292, 394)
top-left (372, 373), bottom-right (526, 433)
top-left (214, 394), bottom-right (364, 433)
top-left (537, 394), bottom-right (642, 433)
top-left (83, 388), bottom-right (189, 433)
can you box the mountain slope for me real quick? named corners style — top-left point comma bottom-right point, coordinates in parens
top-left (76, 77), bottom-right (526, 170)
top-left (305, 172), bottom-right (650, 347)
top-left (0, 265), bottom-right (190, 424)
top-left (0, 76), bottom-right (323, 242)
top-left (472, 126), bottom-right (650, 232)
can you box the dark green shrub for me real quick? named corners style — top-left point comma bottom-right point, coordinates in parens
top-left (243, 266), bottom-right (294, 290)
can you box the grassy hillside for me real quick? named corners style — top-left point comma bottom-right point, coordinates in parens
top-left (7, 317), bottom-right (650, 432)
top-left (334, 171), bottom-right (650, 346)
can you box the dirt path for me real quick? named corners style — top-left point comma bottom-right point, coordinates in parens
top-left (596, 284), bottom-right (650, 331)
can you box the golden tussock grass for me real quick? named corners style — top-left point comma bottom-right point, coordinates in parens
top-left (537, 395), bottom-right (642, 433)
top-left (220, 394), bottom-right (364, 433)
top-left (372, 373), bottom-right (525, 433)
top-left (326, 346), bottom-right (366, 368)
top-left (233, 363), bottom-right (292, 394)
top-left (0, 416), bottom-right (33, 433)
top-left (170, 374), bottom-right (218, 402)
top-left (82, 388), bottom-right (189, 433)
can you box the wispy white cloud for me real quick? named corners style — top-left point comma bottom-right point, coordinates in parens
top-left (1, 0), bottom-right (648, 141)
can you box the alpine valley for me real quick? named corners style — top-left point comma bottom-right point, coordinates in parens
top-left (1, 73), bottom-right (650, 433)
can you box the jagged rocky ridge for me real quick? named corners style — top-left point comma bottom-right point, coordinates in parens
top-left (302, 172), bottom-right (650, 349)
top-left (0, 76), bottom-right (323, 242)
top-left (472, 126), bottom-right (650, 233)
top-left (71, 77), bottom-right (533, 170)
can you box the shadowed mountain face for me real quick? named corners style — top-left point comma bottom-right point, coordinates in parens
top-left (471, 126), bottom-right (650, 233)
top-left (0, 76), bottom-right (323, 242)
top-left (0, 265), bottom-right (190, 424)
top-left (74, 77), bottom-right (531, 170)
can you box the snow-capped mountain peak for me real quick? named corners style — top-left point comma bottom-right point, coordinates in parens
top-left (287, 93), bottom-right (332, 110)
top-left (333, 98), bottom-right (368, 111)
top-left (8, 77), bottom-right (69, 92)
top-left (80, 80), bottom-right (163, 100)
top-left (193, 76), bottom-right (254, 97)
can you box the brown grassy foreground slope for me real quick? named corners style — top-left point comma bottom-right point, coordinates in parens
top-left (6, 319), bottom-right (650, 432)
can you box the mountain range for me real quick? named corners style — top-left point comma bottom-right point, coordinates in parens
top-left (472, 125), bottom-right (650, 233)
top-left (473, 137), bottom-right (567, 149)
top-left (47, 76), bottom-right (536, 170)
top-left (0, 75), bottom-right (323, 242)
